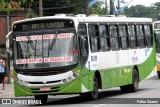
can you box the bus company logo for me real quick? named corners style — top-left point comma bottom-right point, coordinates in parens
top-left (131, 51), bottom-right (138, 63)
top-left (2, 99), bottom-right (11, 104)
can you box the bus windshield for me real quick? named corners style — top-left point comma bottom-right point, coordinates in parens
top-left (14, 32), bottom-right (78, 69)
top-left (155, 31), bottom-right (160, 52)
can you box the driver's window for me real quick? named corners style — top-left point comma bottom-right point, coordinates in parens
top-left (78, 24), bottom-right (89, 67)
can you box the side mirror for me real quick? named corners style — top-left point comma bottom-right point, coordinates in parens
top-left (6, 31), bottom-right (13, 57)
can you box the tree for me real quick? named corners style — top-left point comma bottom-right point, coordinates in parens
top-left (152, 2), bottom-right (160, 20)
top-left (0, 0), bottom-right (108, 17)
top-left (123, 3), bottom-right (160, 20)
top-left (29, 0), bottom-right (108, 16)
top-left (89, 2), bottom-right (108, 15)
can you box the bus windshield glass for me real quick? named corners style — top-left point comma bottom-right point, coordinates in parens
top-left (14, 32), bottom-right (78, 69)
top-left (155, 31), bottom-right (160, 52)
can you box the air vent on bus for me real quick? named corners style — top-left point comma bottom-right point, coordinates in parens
top-left (88, 14), bottom-right (99, 17)
top-left (75, 14), bottom-right (86, 17)
top-left (54, 14), bottom-right (66, 17)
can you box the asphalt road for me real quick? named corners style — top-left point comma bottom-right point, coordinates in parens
top-left (1, 76), bottom-right (160, 107)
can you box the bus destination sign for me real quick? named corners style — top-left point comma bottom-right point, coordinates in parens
top-left (13, 19), bottom-right (74, 31)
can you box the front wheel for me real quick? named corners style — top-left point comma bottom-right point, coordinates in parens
top-left (34, 95), bottom-right (48, 104)
top-left (86, 76), bottom-right (99, 100)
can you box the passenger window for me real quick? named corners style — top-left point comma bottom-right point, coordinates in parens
top-left (136, 25), bottom-right (145, 47)
top-left (109, 25), bottom-right (119, 50)
top-left (128, 25), bottom-right (137, 48)
top-left (119, 25), bottom-right (128, 49)
top-left (88, 24), bottom-right (100, 52)
top-left (144, 24), bottom-right (152, 47)
top-left (99, 25), bottom-right (110, 51)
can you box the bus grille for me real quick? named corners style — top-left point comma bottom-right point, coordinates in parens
top-left (19, 70), bottom-right (66, 76)
top-left (28, 80), bottom-right (61, 84)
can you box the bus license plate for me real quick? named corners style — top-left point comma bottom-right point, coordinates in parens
top-left (40, 87), bottom-right (51, 91)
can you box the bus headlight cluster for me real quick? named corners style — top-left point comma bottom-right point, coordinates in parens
top-left (15, 77), bottom-right (28, 86)
top-left (63, 70), bottom-right (80, 83)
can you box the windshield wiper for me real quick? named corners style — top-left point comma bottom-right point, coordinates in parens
top-left (49, 32), bottom-right (59, 50)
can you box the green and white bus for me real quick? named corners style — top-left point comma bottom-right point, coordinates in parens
top-left (6, 14), bottom-right (156, 103)
top-left (153, 21), bottom-right (160, 78)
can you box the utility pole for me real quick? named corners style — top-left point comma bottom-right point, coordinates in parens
top-left (110, 0), bottom-right (114, 15)
top-left (6, 2), bottom-right (11, 84)
top-left (82, 0), bottom-right (89, 15)
top-left (105, 0), bottom-right (107, 8)
top-left (39, 0), bottom-right (43, 17)
top-left (117, 0), bottom-right (120, 15)
top-left (105, 0), bottom-right (107, 14)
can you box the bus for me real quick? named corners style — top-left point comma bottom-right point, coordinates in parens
top-left (6, 14), bottom-right (156, 103)
top-left (153, 21), bottom-right (160, 78)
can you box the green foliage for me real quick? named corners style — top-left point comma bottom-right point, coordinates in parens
top-left (0, 0), bottom-right (108, 16)
top-left (89, 2), bottom-right (108, 15)
top-left (0, 0), bottom-right (8, 11)
top-left (123, 2), bottom-right (160, 20)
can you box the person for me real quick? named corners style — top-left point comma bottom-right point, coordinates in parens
top-left (0, 55), bottom-right (5, 84)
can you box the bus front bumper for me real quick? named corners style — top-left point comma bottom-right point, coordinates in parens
top-left (14, 78), bottom-right (82, 97)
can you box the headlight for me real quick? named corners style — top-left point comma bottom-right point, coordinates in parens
top-left (15, 77), bottom-right (28, 86)
top-left (63, 70), bottom-right (80, 83)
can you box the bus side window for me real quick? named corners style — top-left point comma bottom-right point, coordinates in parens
top-left (118, 25), bottom-right (128, 49)
top-left (128, 25), bottom-right (137, 48)
top-left (99, 25), bottom-right (110, 51)
top-left (78, 24), bottom-right (87, 36)
top-left (109, 25), bottom-right (119, 50)
top-left (88, 24), bottom-right (100, 52)
top-left (144, 24), bottom-right (152, 47)
top-left (136, 25), bottom-right (145, 48)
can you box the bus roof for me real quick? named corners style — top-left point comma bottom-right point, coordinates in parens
top-left (153, 21), bottom-right (160, 24)
top-left (153, 21), bottom-right (160, 31)
top-left (13, 14), bottom-right (153, 25)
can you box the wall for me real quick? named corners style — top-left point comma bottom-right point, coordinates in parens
top-left (0, 11), bottom-right (27, 47)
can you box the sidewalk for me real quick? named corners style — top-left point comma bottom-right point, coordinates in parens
top-left (0, 83), bottom-right (14, 98)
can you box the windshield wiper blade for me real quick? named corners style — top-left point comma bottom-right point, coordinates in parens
top-left (49, 33), bottom-right (58, 50)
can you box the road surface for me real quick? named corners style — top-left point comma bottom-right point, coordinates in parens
top-left (1, 76), bottom-right (160, 107)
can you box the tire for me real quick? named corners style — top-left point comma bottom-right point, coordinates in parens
top-left (120, 85), bottom-right (129, 93)
top-left (157, 72), bottom-right (160, 79)
top-left (34, 95), bottom-right (48, 104)
top-left (120, 68), bottom-right (139, 93)
top-left (86, 76), bottom-right (99, 100)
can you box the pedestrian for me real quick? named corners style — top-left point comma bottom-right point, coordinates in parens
top-left (0, 54), bottom-right (6, 90)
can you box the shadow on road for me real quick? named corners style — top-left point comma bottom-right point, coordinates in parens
top-left (21, 88), bottom-right (148, 106)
